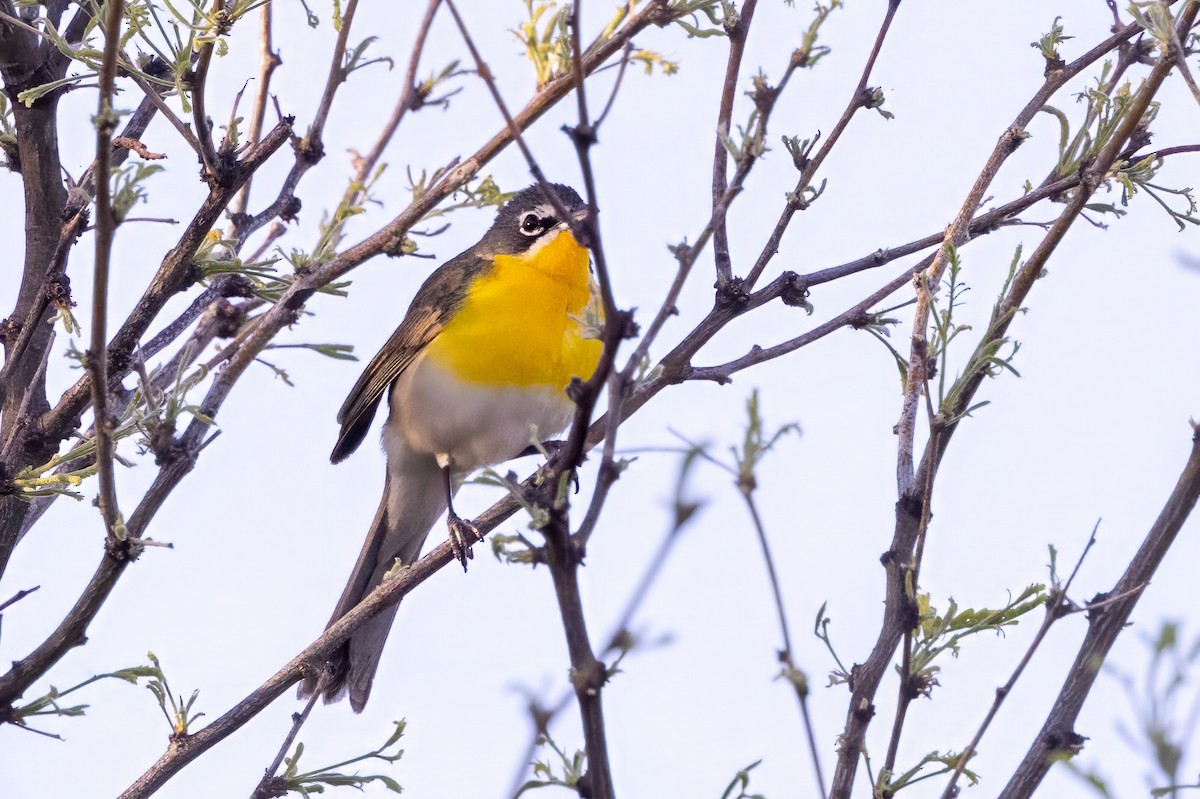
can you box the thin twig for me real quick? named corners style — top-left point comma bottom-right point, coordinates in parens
top-left (111, 136), bottom-right (166, 160)
top-left (444, 1), bottom-right (624, 793)
top-left (711, 0), bottom-right (757, 285)
top-left (594, 42), bottom-right (633, 129)
top-left (506, 502), bottom-right (697, 797)
top-left (189, 0), bottom-right (224, 176)
top-left (997, 427), bottom-right (1200, 799)
top-left (89, 0), bottom-right (127, 540)
top-left (892, 14), bottom-right (1149, 498)
top-left (940, 521), bottom-right (1101, 798)
top-left (0, 585), bottom-right (40, 613)
top-left (251, 684), bottom-right (322, 798)
top-left (829, 13), bottom-right (1195, 797)
top-left (743, 0), bottom-right (899, 291)
top-left (231, 0), bottom-right (361, 246)
top-left (881, 385), bottom-right (940, 778)
top-left (738, 486), bottom-right (827, 799)
top-left (352, 0), bottom-right (442, 192)
top-left (229, 2), bottom-right (281, 217)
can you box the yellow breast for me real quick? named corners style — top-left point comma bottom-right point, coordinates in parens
top-left (424, 229), bottom-right (603, 390)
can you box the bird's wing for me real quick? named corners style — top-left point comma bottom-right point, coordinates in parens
top-left (331, 249), bottom-right (492, 463)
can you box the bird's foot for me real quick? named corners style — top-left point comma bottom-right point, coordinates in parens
top-left (448, 511), bottom-right (481, 572)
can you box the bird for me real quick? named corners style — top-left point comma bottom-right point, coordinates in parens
top-left (301, 182), bottom-right (603, 712)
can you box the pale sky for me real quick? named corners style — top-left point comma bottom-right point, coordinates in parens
top-left (3, 2), bottom-right (1200, 798)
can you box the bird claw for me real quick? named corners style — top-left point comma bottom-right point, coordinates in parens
top-left (448, 512), bottom-right (481, 572)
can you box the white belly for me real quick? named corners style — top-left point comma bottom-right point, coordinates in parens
top-left (385, 350), bottom-right (575, 471)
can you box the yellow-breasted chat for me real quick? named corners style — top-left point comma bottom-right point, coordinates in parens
top-left (302, 183), bottom-right (602, 711)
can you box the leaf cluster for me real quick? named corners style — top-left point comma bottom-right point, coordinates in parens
top-left (273, 720), bottom-right (406, 797)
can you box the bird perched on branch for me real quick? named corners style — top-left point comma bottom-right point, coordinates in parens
top-left (301, 183), bottom-right (602, 711)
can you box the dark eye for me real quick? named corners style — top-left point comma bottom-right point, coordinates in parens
top-left (519, 212), bottom-right (551, 236)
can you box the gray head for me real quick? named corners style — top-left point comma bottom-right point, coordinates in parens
top-left (479, 183), bottom-right (586, 256)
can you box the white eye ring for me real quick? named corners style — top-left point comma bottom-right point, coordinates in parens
top-left (519, 211), bottom-right (548, 237)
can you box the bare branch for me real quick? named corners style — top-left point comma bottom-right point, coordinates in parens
top-left (743, 0), bottom-right (900, 291)
top-left (737, 485), bottom-right (827, 799)
top-left (998, 427), bottom-right (1200, 799)
top-left (893, 15), bottom-right (1150, 497)
top-left (711, 0), bottom-right (757, 285)
top-left (231, 0), bottom-right (361, 245)
top-left (88, 0), bottom-right (128, 540)
top-left (41, 118), bottom-right (294, 448)
top-left (941, 521), bottom-right (1102, 798)
top-left (190, 0), bottom-right (225, 176)
top-left (353, 0), bottom-right (443, 187)
top-left (229, 2), bottom-right (282, 217)
top-left (251, 687), bottom-right (321, 798)
top-left (0, 585), bottom-right (40, 613)
top-left (829, 11), bottom-right (1198, 796)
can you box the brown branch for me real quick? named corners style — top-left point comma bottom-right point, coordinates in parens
top-left (137, 276), bottom-right (251, 365)
top-left (737, 485), bottom-right (827, 799)
top-left (506, 510), bottom-right (689, 798)
top-left (742, 0), bottom-right (899, 291)
top-left (0, 206), bottom-right (88, 426)
top-left (229, 2), bottom-right (282, 217)
top-left (881, 389), bottom-right (939, 781)
top-left (40, 118), bottom-right (293, 448)
top-left (231, 0), bottom-right (361, 245)
top-left (684, 262), bottom-right (919, 384)
top-left (189, 0), bottom-right (224, 177)
top-left (0, 0), bottom-right (74, 579)
top-left (829, 12), bottom-right (1196, 797)
top-left (892, 16), bottom-right (1148, 498)
top-left (88, 0), bottom-right (128, 540)
top-left (940, 521), bottom-right (1101, 798)
top-left (0, 585), bottom-right (40, 613)
top-left (997, 427), bottom-right (1200, 799)
top-left (111, 136), bottom-right (166, 161)
top-left (566, 45), bottom-right (639, 549)
top-left (353, 0), bottom-right (442, 187)
top-left (251, 687), bottom-right (321, 798)
top-left (711, 0), bottom-right (757, 285)
top-left (443, 1), bottom-right (627, 792)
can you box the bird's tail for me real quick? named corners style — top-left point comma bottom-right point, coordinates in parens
top-left (301, 444), bottom-right (447, 712)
